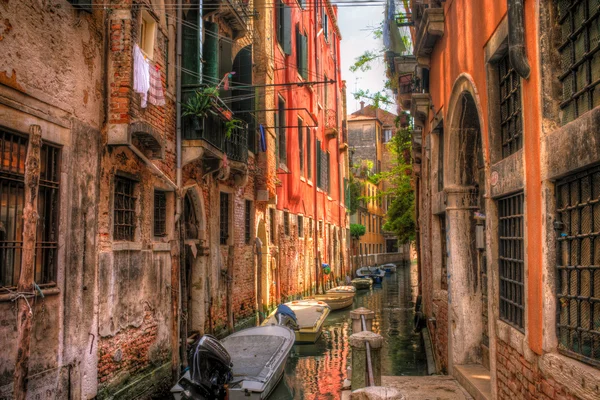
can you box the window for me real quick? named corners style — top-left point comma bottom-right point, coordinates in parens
top-left (323, 7), bottom-right (329, 41)
top-left (324, 74), bottom-right (328, 108)
top-left (154, 191), bottom-right (167, 237)
top-left (383, 129), bottom-right (393, 143)
top-left (114, 176), bottom-right (137, 241)
top-left (319, 220), bottom-right (323, 237)
top-left (298, 215), bottom-right (304, 237)
top-left (37, 142), bottom-right (60, 285)
top-left (277, 0), bottom-right (292, 55)
top-left (498, 192), bottom-right (525, 331)
top-left (277, 97), bottom-right (287, 167)
top-left (556, 166), bottom-right (600, 365)
top-left (296, 27), bottom-right (308, 80)
top-left (269, 208), bottom-right (275, 244)
top-left (298, 118), bottom-right (304, 176)
top-left (498, 52), bottom-right (523, 158)
top-left (558, 0), bottom-right (600, 124)
top-left (438, 128), bottom-right (444, 192)
top-left (219, 192), bottom-right (230, 245)
top-left (139, 10), bottom-right (157, 59)
top-left (309, 218), bottom-right (313, 237)
top-left (440, 215), bottom-right (448, 290)
top-left (284, 211), bottom-right (290, 235)
top-left (306, 127), bottom-right (312, 180)
top-left (245, 200), bottom-right (253, 244)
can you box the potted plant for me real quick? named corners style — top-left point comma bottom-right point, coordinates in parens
top-left (182, 87), bottom-right (220, 132)
top-left (224, 118), bottom-right (245, 138)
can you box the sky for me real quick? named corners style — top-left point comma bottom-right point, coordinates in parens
top-left (338, 3), bottom-right (389, 114)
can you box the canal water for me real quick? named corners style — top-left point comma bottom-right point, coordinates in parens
top-left (271, 262), bottom-right (427, 399)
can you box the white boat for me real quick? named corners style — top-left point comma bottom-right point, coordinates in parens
top-left (222, 325), bottom-right (295, 399)
top-left (356, 266), bottom-right (386, 283)
top-left (381, 263), bottom-right (397, 273)
top-left (262, 300), bottom-right (330, 343)
top-left (171, 325), bottom-right (294, 400)
top-left (312, 292), bottom-right (355, 310)
top-left (326, 285), bottom-right (357, 294)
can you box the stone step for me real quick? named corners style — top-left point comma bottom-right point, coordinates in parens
top-left (453, 364), bottom-right (492, 400)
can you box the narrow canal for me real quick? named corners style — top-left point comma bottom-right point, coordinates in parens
top-left (270, 261), bottom-right (426, 399)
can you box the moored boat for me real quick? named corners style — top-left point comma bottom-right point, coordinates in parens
top-left (351, 277), bottom-right (373, 290)
top-left (262, 300), bottom-right (330, 343)
top-left (356, 266), bottom-right (386, 283)
top-left (326, 285), bottom-right (357, 294)
top-left (312, 292), bottom-right (355, 311)
top-left (381, 263), bottom-right (397, 274)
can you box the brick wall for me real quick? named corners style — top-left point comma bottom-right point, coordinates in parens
top-left (496, 339), bottom-right (581, 400)
top-left (431, 297), bottom-right (448, 373)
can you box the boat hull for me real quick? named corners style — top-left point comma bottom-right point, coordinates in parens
top-left (312, 293), bottom-right (355, 311)
top-left (326, 285), bottom-right (356, 294)
top-left (351, 278), bottom-right (373, 290)
top-left (261, 300), bottom-right (331, 344)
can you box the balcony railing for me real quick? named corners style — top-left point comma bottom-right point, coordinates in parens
top-left (183, 113), bottom-right (248, 163)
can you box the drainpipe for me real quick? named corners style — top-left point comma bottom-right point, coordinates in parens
top-left (174, 0), bottom-right (183, 379)
top-left (507, 0), bottom-right (530, 79)
top-left (126, 145), bottom-right (177, 189)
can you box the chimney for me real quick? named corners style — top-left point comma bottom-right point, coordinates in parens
top-left (360, 101), bottom-right (365, 111)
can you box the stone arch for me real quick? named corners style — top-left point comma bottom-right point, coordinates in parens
top-left (443, 74), bottom-right (490, 371)
top-left (181, 184), bottom-right (209, 335)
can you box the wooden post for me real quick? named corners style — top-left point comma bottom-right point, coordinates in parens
top-left (227, 245), bottom-right (235, 333)
top-left (14, 125), bottom-right (42, 400)
top-left (255, 237), bottom-right (263, 323)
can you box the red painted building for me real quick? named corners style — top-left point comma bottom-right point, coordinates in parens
top-left (269, 0), bottom-right (350, 299)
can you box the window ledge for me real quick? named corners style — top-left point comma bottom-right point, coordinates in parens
top-left (0, 286), bottom-right (60, 303)
top-left (152, 242), bottom-right (171, 252)
top-left (113, 241), bottom-right (143, 251)
top-left (307, 180), bottom-right (313, 186)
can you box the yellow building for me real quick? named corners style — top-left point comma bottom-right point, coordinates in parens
top-left (353, 179), bottom-right (386, 256)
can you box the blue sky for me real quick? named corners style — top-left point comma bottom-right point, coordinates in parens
top-left (338, 3), bottom-right (388, 114)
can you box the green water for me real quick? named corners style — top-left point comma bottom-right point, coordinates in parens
top-left (271, 262), bottom-right (427, 399)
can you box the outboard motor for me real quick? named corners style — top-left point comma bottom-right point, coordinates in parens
top-left (275, 304), bottom-right (299, 330)
top-left (171, 335), bottom-right (233, 400)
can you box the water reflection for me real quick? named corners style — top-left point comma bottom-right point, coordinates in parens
top-left (274, 263), bottom-right (426, 399)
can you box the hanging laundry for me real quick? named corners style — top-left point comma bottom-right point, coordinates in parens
top-left (148, 64), bottom-right (166, 107)
top-left (133, 44), bottom-right (150, 108)
top-left (259, 124), bottom-right (267, 152)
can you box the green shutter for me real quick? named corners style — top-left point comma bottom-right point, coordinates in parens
top-left (283, 4), bottom-right (292, 55)
top-left (182, 6), bottom-right (201, 86)
top-left (316, 140), bottom-right (322, 188)
top-left (300, 34), bottom-right (308, 79)
top-left (203, 21), bottom-right (219, 82)
top-left (275, 111), bottom-right (279, 165)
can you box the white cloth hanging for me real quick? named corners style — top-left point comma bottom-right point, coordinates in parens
top-left (133, 44), bottom-right (150, 108)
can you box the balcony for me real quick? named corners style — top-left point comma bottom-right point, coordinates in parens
top-left (182, 94), bottom-right (249, 169)
top-left (324, 109), bottom-right (339, 138)
top-left (204, 0), bottom-right (251, 39)
top-left (412, 2), bottom-right (445, 59)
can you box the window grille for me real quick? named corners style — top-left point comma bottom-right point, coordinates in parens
top-left (284, 211), bottom-right (290, 235)
top-left (245, 200), bottom-right (252, 244)
top-left (309, 218), bottom-right (313, 237)
top-left (319, 220), bottom-right (323, 237)
top-left (220, 192), bottom-right (229, 245)
top-left (498, 192), bottom-right (525, 331)
top-left (269, 208), bottom-right (275, 244)
top-left (114, 176), bottom-right (136, 242)
top-left (298, 215), bottom-right (304, 237)
top-left (558, 0), bottom-right (600, 124)
top-left (154, 191), bottom-right (167, 237)
top-left (556, 166), bottom-right (600, 365)
top-left (37, 142), bottom-right (60, 285)
top-left (498, 52), bottom-right (523, 158)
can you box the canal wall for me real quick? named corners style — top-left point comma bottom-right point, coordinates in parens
top-left (350, 245), bottom-right (411, 271)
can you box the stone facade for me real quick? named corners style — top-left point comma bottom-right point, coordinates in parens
top-left (390, 1), bottom-right (600, 399)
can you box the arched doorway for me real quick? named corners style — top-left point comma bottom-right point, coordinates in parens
top-left (181, 187), bottom-right (209, 337)
top-left (444, 78), bottom-right (489, 370)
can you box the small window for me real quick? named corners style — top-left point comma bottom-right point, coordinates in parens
top-left (498, 192), bottom-right (525, 331)
top-left (383, 129), bottom-right (393, 143)
top-left (277, 0), bottom-right (292, 55)
top-left (308, 218), bottom-right (313, 237)
top-left (220, 192), bottom-right (230, 245)
top-left (298, 215), bottom-right (304, 237)
top-left (306, 127), bottom-right (312, 180)
top-left (245, 200), bottom-right (253, 244)
top-left (278, 97), bottom-right (287, 167)
top-left (139, 10), bottom-right (157, 59)
top-left (114, 176), bottom-right (137, 241)
top-left (319, 220), bottom-right (323, 237)
top-left (284, 211), bottom-right (290, 235)
top-left (298, 118), bottom-right (304, 176)
top-left (498, 52), bottom-right (522, 158)
top-left (154, 190), bottom-right (167, 237)
top-left (296, 26), bottom-right (308, 79)
top-left (269, 208), bottom-right (275, 244)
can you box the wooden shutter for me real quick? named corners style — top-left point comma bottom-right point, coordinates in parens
top-left (203, 21), bottom-right (219, 81)
top-left (182, 7), bottom-right (201, 86)
top-left (283, 4), bottom-right (292, 55)
top-left (300, 34), bottom-right (308, 79)
top-left (316, 140), bottom-right (322, 188)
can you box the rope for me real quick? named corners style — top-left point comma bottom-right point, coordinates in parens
top-left (1, 285), bottom-right (39, 316)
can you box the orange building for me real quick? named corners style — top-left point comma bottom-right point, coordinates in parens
top-left (388, 0), bottom-right (600, 399)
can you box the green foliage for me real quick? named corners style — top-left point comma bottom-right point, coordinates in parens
top-left (349, 51), bottom-right (382, 73)
top-left (367, 173), bottom-right (382, 185)
top-left (182, 87), bottom-right (220, 119)
top-left (347, 175), bottom-right (363, 215)
top-left (224, 118), bottom-right (244, 138)
top-left (380, 126), bottom-right (416, 242)
top-left (350, 223), bottom-right (366, 239)
top-left (351, 89), bottom-right (393, 110)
